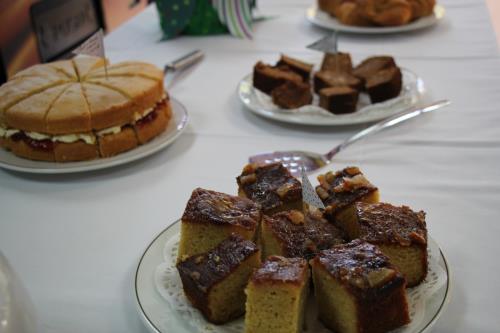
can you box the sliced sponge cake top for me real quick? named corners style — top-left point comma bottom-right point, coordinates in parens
top-left (182, 188), bottom-right (261, 230)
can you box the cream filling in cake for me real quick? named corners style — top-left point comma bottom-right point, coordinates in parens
top-left (0, 96), bottom-right (168, 144)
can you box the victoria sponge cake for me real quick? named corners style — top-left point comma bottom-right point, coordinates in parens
top-left (0, 56), bottom-right (171, 162)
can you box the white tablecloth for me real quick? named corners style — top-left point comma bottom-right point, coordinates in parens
top-left (1, 1), bottom-right (499, 332)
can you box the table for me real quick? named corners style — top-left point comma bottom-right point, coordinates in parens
top-left (1, 1), bottom-right (499, 332)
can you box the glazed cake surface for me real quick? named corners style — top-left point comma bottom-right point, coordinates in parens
top-left (177, 234), bottom-right (261, 324)
top-left (253, 62), bottom-right (302, 95)
top-left (339, 202), bottom-right (428, 287)
top-left (245, 256), bottom-right (310, 333)
top-left (311, 240), bottom-right (410, 333)
top-left (321, 52), bottom-right (353, 73)
top-left (353, 56), bottom-right (397, 83)
top-left (315, 166), bottom-right (379, 220)
top-left (178, 188), bottom-right (261, 261)
top-left (261, 209), bottom-right (345, 260)
top-left (271, 81), bottom-right (313, 109)
top-left (276, 55), bottom-right (313, 81)
top-left (237, 163), bottom-right (302, 214)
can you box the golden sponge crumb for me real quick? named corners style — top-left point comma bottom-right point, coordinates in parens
top-left (177, 222), bottom-right (255, 262)
top-left (208, 253), bottom-right (261, 323)
top-left (379, 244), bottom-right (426, 287)
top-left (312, 265), bottom-right (357, 333)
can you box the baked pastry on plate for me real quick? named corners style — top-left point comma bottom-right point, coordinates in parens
top-left (177, 234), bottom-right (261, 324)
top-left (337, 202), bottom-right (428, 287)
top-left (311, 240), bottom-right (410, 333)
top-left (245, 256), bottom-right (310, 333)
top-left (0, 56), bottom-right (171, 162)
top-left (177, 188), bottom-right (261, 262)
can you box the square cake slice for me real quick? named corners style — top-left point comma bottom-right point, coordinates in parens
top-left (253, 61), bottom-right (302, 95)
top-left (315, 166), bottom-right (379, 221)
top-left (321, 52), bottom-right (353, 73)
top-left (314, 71), bottom-right (363, 93)
top-left (237, 163), bottom-right (302, 215)
top-left (177, 234), bottom-right (261, 324)
top-left (178, 188), bottom-right (261, 261)
top-left (366, 66), bottom-right (402, 103)
top-left (271, 80), bottom-right (313, 109)
top-left (337, 202), bottom-right (428, 287)
top-left (261, 209), bottom-right (345, 260)
top-left (245, 256), bottom-right (310, 333)
top-left (310, 240), bottom-right (410, 333)
top-left (319, 86), bottom-right (359, 114)
top-left (352, 56), bottom-right (397, 84)
top-left (276, 54), bottom-right (314, 81)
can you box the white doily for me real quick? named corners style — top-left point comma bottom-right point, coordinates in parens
top-left (155, 234), bottom-right (446, 333)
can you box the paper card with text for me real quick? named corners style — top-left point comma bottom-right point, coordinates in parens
top-left (72, 28), bottom-right (107, 77)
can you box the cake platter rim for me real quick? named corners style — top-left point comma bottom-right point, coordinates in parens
top-left (134, 219), bottom-right (452, 333)
top-left (305, 4), bottom-right (445, 34)
top-left (237, 68), bottom-right (425, 126)
top-left (0, 96), bottom-right (189, 174)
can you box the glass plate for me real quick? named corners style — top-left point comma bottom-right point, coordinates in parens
top-left (238, 69), bottom-right (424, 126)
top-left (0, 97), bottom-right (189, 174)
top-left (306, 5), bottom-right (445, 34)
top-left (135, 219), bottom-right (451, 333)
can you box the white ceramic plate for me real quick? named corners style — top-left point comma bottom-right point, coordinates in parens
top-left (238, 68), bottom-right (424, 126)
top-left (0, 98), bottom-right (189, 174)
top-left (135, 219), bottom-right (451, 333)
top-left (306, 5), bottom-right (445, 34)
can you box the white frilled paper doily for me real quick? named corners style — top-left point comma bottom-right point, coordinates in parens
top-left (154, 234), bottom-right (446, 333)
top-left (238, 68), bottom-right (424, 126)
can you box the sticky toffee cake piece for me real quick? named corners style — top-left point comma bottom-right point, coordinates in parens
top-left (313, 70), bottom-right (363, 94)
top-left (352, 56), bottom-right (397, 84)
top-left (177, 234), bottom-right (261, 324)
top-left (260, 209), bottom-right (345, 260)
top-left (253, 62), bottom-right (302, 95)
top-left (276, 55), bottom-right (314, 81)
top-left (245, 256), bottom-right (310, 333)
top-left (178, 188), bottom-right (261, 261)
top-left (310, 240), bottom-right (410, 333)
top-left (316, 166), bottom-right (380, 221)
top-left (321, 52), bottom-right (353, 73)
top-left (319, 86), bottom-right (359, 114)
top-left (0, 56), bottom-right (171, 161)
top-left (271, 81), bottom-right (313, 109)
top-left (337, 202), bottom-right (428, 287)
top-left (237, 163), bottom-right (302, 215)
top-left (366, 66), bottom-right (402, 103)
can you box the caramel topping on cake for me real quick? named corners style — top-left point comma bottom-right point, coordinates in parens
top-left (182, 188), bottom-right (261, 229)
top-left (251, 256), bottom-right (308, 285)
top-left (177, 234), bottom-right (259, 293)
top-left (355, 202), bottom-right (427, 246)
top-left (264, 210), bottom-right (345, 259)
top-left (316, 167), bottom-right (378, 215)
top-left (237, 163), bottom-right (302, 212)
top-left (313, 240), bottom-right (404, 292)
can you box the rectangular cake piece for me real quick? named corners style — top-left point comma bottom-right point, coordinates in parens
top-left (177, 234), bottom-right (261, 324)
top-left (261, 209), bottom-right (345, 260)
top-left (314, 71), bottom-right (362, 94)
top-left (253, 61), bottom-right (303, 95)
top-left (366, 66), bottom-right (402, 103)
top-left (337, 202), bottom-right (428, 287)
top-left (245, 256), bottom-right (310, 333)
top-left (310, 240), bottom-right (410, 333)
top-left (178, 188), bottom-right (261, 261)
top-left (319, 86), bottom-right (359, 114)
top-left (321, 52), bottom-right (353, 73)
top-left (271, 81), bottom-right (313, 109)
top-left (352, 56), bottom-right (397, 83)
top-left (237, 163), bottom-right (302, 215)
top-left (315, 166), bottom-right (379, 221)
top-left (276, 55), bottom-right (314, 81)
